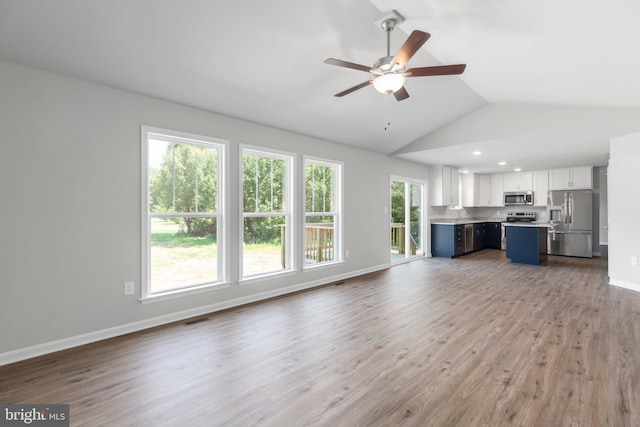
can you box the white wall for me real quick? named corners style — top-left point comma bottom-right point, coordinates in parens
top-left (608, 134), bottom-right (640, 291)
top-left (0, 60), bottom-right (430, 363)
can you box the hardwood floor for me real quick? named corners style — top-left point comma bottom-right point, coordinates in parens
top-left (1, 250), bottom-right (639, 426)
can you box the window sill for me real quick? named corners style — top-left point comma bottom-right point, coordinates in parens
top-left (303, 260), bottom-right (344, 271)
top-left (239, 270), bottom-right (297, 286)
top-left (140, 281), bottom-right (231, 305)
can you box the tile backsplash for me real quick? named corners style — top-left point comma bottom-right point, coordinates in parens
top-left (430, 206), bottom-right (548, 221)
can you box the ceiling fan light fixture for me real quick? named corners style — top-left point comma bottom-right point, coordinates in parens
top-left (373, 73), bottom-right (406, 94)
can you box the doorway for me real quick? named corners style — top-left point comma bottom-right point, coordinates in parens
top-left (390, 178), bottom-right (425, 263)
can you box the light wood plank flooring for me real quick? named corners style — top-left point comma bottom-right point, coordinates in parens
top-left (1, 250), bottom-right (638, 426)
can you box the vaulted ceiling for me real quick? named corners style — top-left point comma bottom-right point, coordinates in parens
top-left (2, 0), bottom-right (639, 173)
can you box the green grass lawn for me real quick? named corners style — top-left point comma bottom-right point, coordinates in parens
top-left (149, 218), bottom-right (282, 291)
top-left (151, 219), bottom-right (217, 269)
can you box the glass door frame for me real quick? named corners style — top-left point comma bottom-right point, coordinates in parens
top-left (390, 175), bottom-right (426, 264)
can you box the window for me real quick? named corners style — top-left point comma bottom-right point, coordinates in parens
top-left (142, 126), bottom-right (226, 299)
top-left (241, 148), bottom-right (293, 279)
top-left (304, 158), bottom-right (342, 267)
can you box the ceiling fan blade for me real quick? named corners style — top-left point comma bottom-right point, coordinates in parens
top-left (334, 80), bottom-right (373, 97)
top-left (324, 58), bottom-right (372, 73)
top-left (406, 64), bottom-right (467, 77)
top-left (392, 31), bottom-right (431, 67)
top-left (393, 86), bottom-right (410, 101)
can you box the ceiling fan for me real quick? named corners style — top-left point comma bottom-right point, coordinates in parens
top-left (324, 13), bottom-right (466, 101)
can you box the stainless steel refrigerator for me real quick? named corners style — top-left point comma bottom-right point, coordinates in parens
top-left (547, 189), bottom-right (593, 258)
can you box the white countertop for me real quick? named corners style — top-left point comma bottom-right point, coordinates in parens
top-left (431, 218), bottom-right (504, 225)
top-left (503, 221), bottom-right (551, 228)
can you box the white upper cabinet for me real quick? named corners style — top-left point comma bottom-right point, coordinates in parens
top-left (532, 170), bottom-right (549, 206)
top-left (549, 166), bottom-right (593, 190)
top-left (430, 165), bottom-right (460, 206)
top-left (568, 166), bottom-right (593, 189)
top-left (451, 168), bottom-right (459, 206)
top-left (461, 173), bottom-right (475, 207)
top-left (477, 174), bottom-right (492, 207)
top-left (503, 171), bottom-right (533, 192)
top-left (549, 168), bottom-right (571, 189)
top-left (461, 174), bottom-right (494, 207)
top-left (490, 174), bottom-right (504, 206)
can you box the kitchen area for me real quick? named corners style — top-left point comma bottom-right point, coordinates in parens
top-left (429, 165), bottom-right (607, 265)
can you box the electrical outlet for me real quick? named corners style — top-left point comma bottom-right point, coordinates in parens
top-left (632, 257), bottom-right (638, 267)
top-left (124, 281), bottom-right (135, 295)
top-left (345, 249), bottom-right (350, 258)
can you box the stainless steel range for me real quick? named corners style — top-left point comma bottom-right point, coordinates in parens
top-left (501, 211), bottom-right (537, 250)
top-left (506, 211), bottom-right (536, 223)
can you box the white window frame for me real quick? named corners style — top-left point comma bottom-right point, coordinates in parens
top-left (303, 156), bottom-right (343, 269)
top-left (140, 126), bottom-right (229, 303)
top-left (239, 146), bottom-right (295, 282)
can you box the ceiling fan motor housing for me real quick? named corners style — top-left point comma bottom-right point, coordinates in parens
top-left (373, 56), bottom-right (399, 74)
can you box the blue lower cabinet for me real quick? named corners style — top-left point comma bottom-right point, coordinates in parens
top-left (432, 222), bottom-right (502, 258)
top-left (505, 226), bottom-right (548, 265)
top-left (474, 223), bottom-right (485, 251)
top-left (431, 224), bottom-right (464, 258)
top-left (484, 222), bottom-right (501, 249)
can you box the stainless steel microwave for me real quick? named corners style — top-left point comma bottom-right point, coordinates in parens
top-left (504, 191), bottom-right (534, 206)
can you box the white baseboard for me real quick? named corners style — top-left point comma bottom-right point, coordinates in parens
top-left (609, 278), bottom-right (640, 293)
top-left (0, 263), bottom-right (389, 367)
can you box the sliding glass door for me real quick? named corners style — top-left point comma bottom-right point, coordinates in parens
top-left (390, 178), bottom-right (424, 262)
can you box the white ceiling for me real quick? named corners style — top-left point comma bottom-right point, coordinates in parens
top-left (373, 0), bottom-right (640, 106)
top-left (1, 0), bottom-right (640, 173)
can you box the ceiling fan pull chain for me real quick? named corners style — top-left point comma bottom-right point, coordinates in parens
top-left (384, 94), bottom-right (391, 131)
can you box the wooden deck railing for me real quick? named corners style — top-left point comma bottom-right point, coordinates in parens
top-left (304, 223), bottom-right (334, 264)
top-left (279, 223), bottom-right (418, 267)
top-left (391, 223), bottom-right (418, 255)
top-left (281, 223), bottom-right (335, 267)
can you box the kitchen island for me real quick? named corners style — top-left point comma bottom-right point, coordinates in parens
top-left (504, 223), bottom-right (549, 265)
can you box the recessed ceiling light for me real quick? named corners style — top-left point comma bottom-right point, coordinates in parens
top-left (461, 170), bottom-right (469, 174)
top-left (473, 151), bottom-right (482, 156)
top-left (514, 167), bottom-right (522, 172)
top-left (499, 161), bottom-right (507, 166)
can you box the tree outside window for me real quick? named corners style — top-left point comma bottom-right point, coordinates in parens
top-left (241, 149), bottom-right (293, 278)
top-left (304, 158), bottom-right (341, 267)
top-left (143, 128), bottom-right (224, 296)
